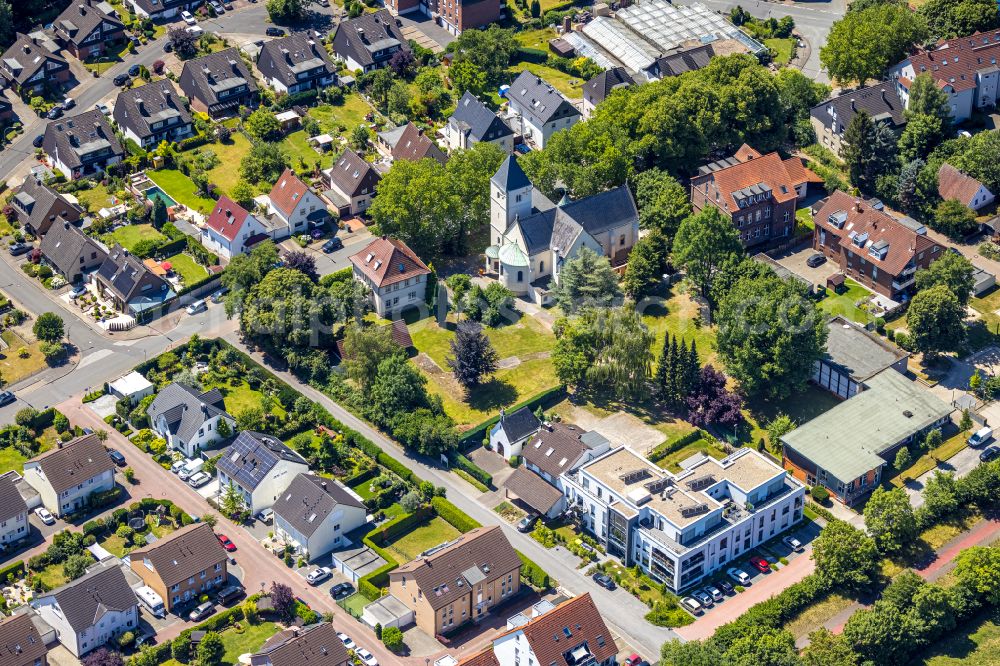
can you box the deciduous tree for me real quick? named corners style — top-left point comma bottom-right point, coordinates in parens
top-left (672, 208), bottom-right (742, 304)
top-left (813, 520), bottom-right (880, 590)
top-left (820, 4), bottom-right (927, 84)
top-left (33, 312), bottom-right (64, 342)
top-left (342, 323), bottom-right (403, 391)
top-left (633, 168), bottom-right (691, 241)
top-left (907, 283), bottom-right (966, 356)
top-left (863, 486), bottom-right (918, 553)
top-left (914, 250), bottom-right (974, 305)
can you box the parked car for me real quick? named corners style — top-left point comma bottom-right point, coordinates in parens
top-left (128, 64), bottom-right (141, 77)
top-left (188, 471), bottom-right (211, 487)
top-left (716, 579), bottom-right (735, 595)
top-left (727, 567), bottom-right (750, 585)
top-left (322, 237), bottom-right (343, 253)
top-left (0, 391), bottom-right (14, 407)
top-left (356, 648), bottom-right (378, 666)
top-left (307, 567), bottom-right (332, 585)
top-left (186, 299), bottom-right (207, 315)
top-left (680, 597), bottom-right (703, 615)
top-left (9, 243), bottom-right (31, 256)
top-left (34, 507), bottom-right (55, 525)
top-left (113, 73), bottom-right (130, 86)
top-left (171, 459), bottom-right (186, 474)
top-left (704, 584), bottom-right (724, 602)
top-left (806, 253), bottom-right (826, 268)
top-left (215, 585), bottom-right (243, 605)
top-left (623, 655), bottom-right (642, 666)
top-left (749, 556), bottom-right (770, 573)
top-left (217, 534), bottom-right (236, 551)
top-left (211, 287), bottom-right (230, 303)
top-left (592, 573), bottom-right (616, 590)
top-left (94, 103), bottom-right (110, 115)
top-left (210, 0), bottom-right (225, 13)
top-left (70, 283), bottom-right (87, 298)
top-left (108, 449), bottom-right (127, 466)
top-left (331, 582), bottom-right (354, 599)
top-left (256, 507), bottom-right (273, 523)
top-left (181, 10), bottom-right (196, 24)
top-left (692, 589), bottom-right (714, 607)
top-left (516, 514), bottom-right (538, 533)
top-left (266, 27), bottom-right (285, 36)
top-left (316, 0), bottom-right (329, 5)
top-left (62, 97), bottom-right (75, 110)
top-left (223, 0), bottom-right (234, 8)
top-left (782, 535), bottom-right (804, 552)
top-left (134, 630), bottom-right (155, 648)
top-left (514, 143), bottom-right (531, 154)
top-left (968, 426), bottom-right (993, 448)
top-left (46, 105), bottom-right (63, 120)
top-left (32, 134), bottom-right (44, 148)
top-left (189, 601), bottom-right (214, 622)
top-left (337, 633), bottom-right (355, 651)
top-left (980, 445), bottom-right (1000, 463)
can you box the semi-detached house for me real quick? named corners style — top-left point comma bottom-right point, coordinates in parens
top-left (331, 10), bottom-right (409, 73)
top-left (0, 34), bottom-right (70, 94)
top-left (9, 175), bottom-right (83, 236)
top-left (271, 473), bottom-right (367, 561)
top-left (264, 168), bottom-right (329, 238)
top-left (216, 431), bottom-right (309, 515)
top-left (505, 71), bottom-right (580, 149)
top-left (126, 523), bottom-right (228, 612)
top-left (322, 149), bottom-right (380, 217)
top-left (202, 196), bottom-right (269, 259)
top-left (53, 0), bottom-right (125, 60)
top-left (256, 32), bottom-right (337, 94)
top-left (146, 382), bottom-right (234, 458)
top-left (179, 49), bottom-right (259, 119)
top-left (0, 613), bottom-right (48, 666)
top-left (113, 79), bottom-right (194, 149)
top-left (42, 110), bottom-right (124, 181)
top-left (22, 434), bottom-right (115, 518)
top-left (0, 472), bottom-right (29, 549)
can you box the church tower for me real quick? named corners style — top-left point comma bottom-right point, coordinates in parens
top-left (490, 155), bottom-right (533, 247)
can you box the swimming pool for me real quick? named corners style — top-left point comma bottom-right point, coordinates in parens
top-left (143, 185), bottom-right (177, 208)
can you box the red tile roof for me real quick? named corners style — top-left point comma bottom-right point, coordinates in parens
top-left (813, 190), bottom-right (938, 275)
top-left (268, 168), bottom-right (310, 217)
top-left (905, 31), bottom-right (1000, 93)
top-left (497, 594), bottom-right (618, 666)
top-left (392, 122), bottom-right (446, 164)
top-left (699, 144), bottom-right (820, 213)
top-left (459, 648), bottom-right (500, 666)
top-left (205, 195), bottom-right (253, 243)
top-left (938, 163), bottom-right (987, 206)
top-left (349, 236), bottom-right (430, 288)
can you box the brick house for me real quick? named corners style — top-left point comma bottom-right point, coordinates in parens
top-left (0, 613), bottom-right (47, 666)
top-left (53, 0), bottom-right (125, 60)
top-left (179, 49), bottom-right (259, 118)
top-left (126, 523), bottom-right (228, 612)
top-left (0, 34), bottom-right (70, 94)
top-left (689, 144), bottom-right (821, 248)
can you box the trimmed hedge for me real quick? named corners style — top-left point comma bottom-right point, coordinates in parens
top-left (452, 453), bottom-right (492, 489)
top-left (460, 385), bottom-right (566, 449)
top-left (129, 595), bottom-right (257, 665)
top-left (432, 497), bottom-right (481, 533)
top-left (0, 560), bottom-right (24, 582)
top-left (177, 272), bottom-right (222, 297)
top-left (517, 47), bottom-right (548, 64)
top-left (359, 561), bottom-right (398, 601)
top-left (343, 466), bottom-right (379, 489)
top-left (648, 429), bottom-right (706, 463)
top-left (518, 552), bottom-right (553, 590)
top-left (367, 506), bottom-right (434, 546)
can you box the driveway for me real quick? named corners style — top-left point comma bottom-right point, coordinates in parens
top-left (772, 244), bottom-right (839, 288)
top-left (279, 226), bottom-right (372, 277)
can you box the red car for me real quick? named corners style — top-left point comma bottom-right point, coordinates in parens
top-left (749, 556), bottom-right (770, 573)
top-left (217, 535), bottom-right (236, 552)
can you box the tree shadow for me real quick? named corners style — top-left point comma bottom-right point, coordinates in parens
top-left (467, 378), bottom-right (518, 412)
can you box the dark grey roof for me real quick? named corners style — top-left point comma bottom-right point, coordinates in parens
top-left (146, 382), bottom-right (230, 445)
top-left (127, 523), bottom-right (228, 588)
top-left (39, 220), bottom-right (107, 278)
top-left (0, 472), bottom-right (27, 525)
top-left (523, 423), bottom-right (591, 479)
top-left (332, 9), bottom-right (408, 69)
top-left (583, 67), bottom-right (633, 107)
top-left (508, 70), bottom-right (581, 125)
top-left (217, 431), bottom-right (308, 492)
top-left (257, 32), bottom-right (336, 88)
top-left (515, 209), bottom-right (557, 254)
top-left (271, 474), bottom-right (365, 539)
top-left (557, 185), bottom-right (637, 237)
top-left (496, 406), bottom-right (540, 443)
top-left (823, 315), bottom-right (908, 382)
top-left (42, 110), bottom-right (123, 171)
top-left (503, 467), bottom-right (562, 515)
top-left (54, 0), bottom-right (123, 47)
top-left (449, 92), bottom-right (512, 143)
top-left (0, 613), bottom-right (47, 666)
top-left (251, 622), bottom-right (350, 666)
top-left (0, 33), bottom-right (67, 86)
top-left (810, 81), bottom-right (906, 134)
top-left (96, 244), bottom-right (170, 303)
top-left (650, 43), bottom-right (715, 79)
top-left (10, 175), bottom-right (82, 234)
top-left (179, 48), bottom-right (258, 109)
top-left (128, 0), bottom-right (187, 15)
top-left (491, 155), bottom-right (531, 192)
top-left (29, 434), bottom-right (114, 494)
top-left (113, 79), bottom-right (192, 141)
top-left (325, 149), bottom-right (380, 199)
top-left (40, 562), bottom-right (138, 632)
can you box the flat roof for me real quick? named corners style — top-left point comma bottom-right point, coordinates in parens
top-left (782, 368), bottom-right (953, 482)
top-left (824, 316), bottom-right (908, 381)
top-left (109, 370), bottom-right (154, 395)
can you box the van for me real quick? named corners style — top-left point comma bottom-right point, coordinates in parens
top-left (171, 459), bottom-right (186, 474)
top-left (186, 299), bottom-right (207, 315)
top-left (215, 585), bottom-right (244, 605)
top-left (178, 458), bottom-right (204, 481)
top-left (211, 287), bottom-right (229, 303)
top-left (136, 585), bottom-right (165, 618)
top-left (969, 426), bottom-right (993, 448)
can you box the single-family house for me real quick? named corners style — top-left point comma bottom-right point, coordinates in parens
top-left (43, 110), bottom-right (124, 180)
top-left (179, 49), bottom-right (259, 118)
top-left (378, 121), bottom-right (446, 164)
top-left (256, 32), bottom-right (338, 94)
top-left (216, 431), bottom-right (309, 515)
top-left (582, 67), bottom-right (633, 119)
top-left (126, 523), bottom-right (228, 612)
top-left (810, 82), bottom-right (906, 156)
top-left (113, 79), bottom-right (194, 149)
top-left (505, 71), bottom-right (581, 149)
top-left (488, 406), bottom-right (540, 458)
top-left (322, 149), bottom-right (381, 217)
top-left (22, 434), bottom-right (115, 518)
top-left (147, 382), bottom-right (235, 457)
top-left (202, 196), bottom-right (269, 259)
top-left (331, 10), bottom-right (410, 73)
top-left (0, 34), bottom-right (70, 94)
top-left (53, 0), bottom-right (125, 60)
top-left (9, 175), bottom-right (83, 236)
top-left (938, 163), bottom-right (995, 212)
top-left (264, 168), bottom-right (329, 238)
top-left (349, 236), bottom-right (430, 318)
top-left (271, 473), bottom-right (367, 561)
top-left (31, 563), bottom-right (139, 657)
top-left (0, 472), bottom-right (29, 549)
top-left (250, 622), bottom-right (350, 666)
top-left (39, 221), bottom-right (108, 284)
top-left (126, 0), bottom-right (194, 19)
top-left (388, 526), bottom-right (522, 635)
top-left (94, 245), bottom-right (175, 316)
top-left (444, 91), bottom-right (513, 153)
top-left (0, 613), bottom-right (48, 666)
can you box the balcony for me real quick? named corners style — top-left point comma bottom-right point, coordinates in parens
top-left (892, 277), bottom-right (915, 291)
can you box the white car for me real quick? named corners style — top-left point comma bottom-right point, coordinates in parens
top-left (181, 10), bottom-right (196, 25)
top-left (783, 536), bottom-right (804, 552)
top-left (727, 567), bottom-right (751, 585)
top-left (306, 567), bottom-right (332, 585)
top-left (356, 649), bottom-right (378, 666)
top-left (34, 507), bottom-right (55, 525)
top-left (186, 299), bottom-right (207, 315)
top-left (680, 597), bottom-right (703, 615)
top-left (188, 471), bottom-right (211, 488)
top-left (171, 459), bottom-right (186, 474)
top-left (337, 633), bottom-right (355, 651)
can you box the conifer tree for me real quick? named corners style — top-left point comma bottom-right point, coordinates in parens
top-left (655, 334), bottom-right (671, 398)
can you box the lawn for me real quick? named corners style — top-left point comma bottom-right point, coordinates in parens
top-left (160, 623), bottom-right (280, 666)
top-left (310, 95), bottom-right (373, 134)
top-left (742, 384), bottom-right (841, 452)
top-left (34, 563), bottom-right (68, 589)
top-left (891, 430), bottom-right (968, 486)
top-left (164, 253), bottom-right (209, 285)
top-left (516, 27), bottom-right (557, 50)
top-left (185, 133), bottom-right (254, 198)
top-left (409, 316), bottom-right (555, 368)
top-left (100, 534), bottom-right (128, 557)
top-left (654, 437), bottom-right (728, 473)
top-left (508, 62), bottom-right (585, 98)
top-left (0, 447), bottom-right (28, 473)
top-left (0, 329), bottom-right (48, 386)
top-left (765, 38), bottom-right (796, 65)
top-left (74, 183), bottom-right (113, 213)
top-left (203, 379), bottom-right (286, 418)
top-left (101, 223), bottom-right (166, 251)
top-left (151, 169), bottom-right (216, 214)
top-left (641, 289), bottom-right (718, 365)
top-left (920, 610), bottom-right (1000, 664)
top-left (782, 593), bottom-right (854, 640)
top-left (796, 207), bottom-right (815, 232)
top-left (816, 278), bottom-right (875, 325)
top-left (384, 516), bottom-right (460, 563)
top-left (282, 130), bottom-right (335, 171)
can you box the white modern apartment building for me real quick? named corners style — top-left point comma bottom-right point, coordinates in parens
top-left (561, 447), bottom-right (805, 592)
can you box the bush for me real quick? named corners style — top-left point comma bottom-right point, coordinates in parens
top-left (452, 453), bottom-right (492, 488)
top-left (810, 485), bottom-right (830, 503)
top-left (432, 497), bottom-right (480, 533)
top-left (519, 552), bottom-right (552, 589)
top-left (382, 625), bottom-right (404, 652)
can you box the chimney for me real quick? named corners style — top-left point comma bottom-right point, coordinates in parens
top-left (79, 3), bottom-right (86, 14)
top-left (22, 44), bottom-right (30, 54)
top-left (136, 97), bottom-right (145, 115)
top-left (280, 47), bottom-right (291, 63)
top-left (64, 221), bottom-right (70, 230)
top-left (200, 402), bottom-right (208, 413)
top-left (563, 16), bottom-right (572, 33)
top-left (850, 98), bottom-right (856, 111)
top-left (854, 199), bottom-right (863, 213)
top-left (321, 481), bottom-right (327, 490)
top-left (881, 89), bottom-right (888, 104)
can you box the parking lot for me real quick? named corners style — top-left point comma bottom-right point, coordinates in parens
top-left (771, 244), bottom-right (840, 288)
top-left (279, 224), bottom-right (373, 277)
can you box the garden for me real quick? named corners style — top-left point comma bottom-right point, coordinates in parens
top-left (816, 278), bottom-right (877, 325)
top-left (100, 223), bottom-right (167, 251)
top-left (0, 408), bottom-right (72, 474)
top-left (586, 560), bottom-right (693, 628)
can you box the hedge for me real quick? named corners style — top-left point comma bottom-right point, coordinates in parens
top-left (376, 451), bottom-right (416, 484)
top-left (518, 552), bottom-right (552, 590)
top-left (452, 453), bottom-right (492, 489)
top-left (129, 594), bottom-right (258, 665)
top-left (647, 429), bottom-right (706, 463)
top-left (154, 237), bottom-right (188, 258)
top-left (359, 561), bottom-right (398, 601)
top-left (517, 47), bottom-right (548, 64)
top-left (177, 272), bottom-right (222, 297)
top-left (343, 466), bottom-right (379, 489)
top-left (460, 385), bottom-right (566, 449)
top-left (27, 407), bottom-right (58, 432)
top-left (0, 560), bottom-right (24, 582)
top-left (432, 496), bottom-right (481, 533)
top-left (367, 506), bottom-right (434, 546)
